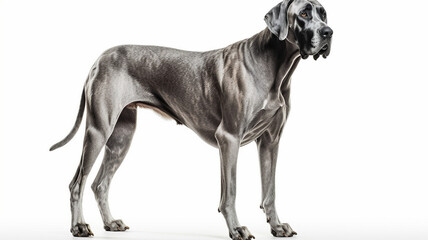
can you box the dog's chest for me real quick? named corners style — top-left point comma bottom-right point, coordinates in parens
top-left (241, 94), bottom-right (285, 145)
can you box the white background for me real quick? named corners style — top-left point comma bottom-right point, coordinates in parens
top-left (1, 0), bottom-right (427, 239)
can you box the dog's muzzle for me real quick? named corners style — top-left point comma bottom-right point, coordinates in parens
top-left (301, 26), bottom-right (333, 60)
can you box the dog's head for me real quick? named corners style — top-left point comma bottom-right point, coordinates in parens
top-left (265, 0), bottom-right (333, 60)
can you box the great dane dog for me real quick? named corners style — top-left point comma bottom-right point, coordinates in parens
top-left (50, 0), bottom-right (332, 239)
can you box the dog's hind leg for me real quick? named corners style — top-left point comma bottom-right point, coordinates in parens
top-left (91, 107), bottom-right (137, 232)
top-left (69, 126), bottom-right (111, 236)
top-left (69, 96), bottom-right (123, 237)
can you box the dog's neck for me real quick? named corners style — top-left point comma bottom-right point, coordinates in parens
top-left (244, 28), bottom-right (301, 96)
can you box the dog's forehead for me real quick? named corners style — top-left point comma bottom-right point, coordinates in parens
top-left (291, 0), bottom-right (323, 10)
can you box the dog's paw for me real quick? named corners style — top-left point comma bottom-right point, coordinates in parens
top-left (229, 226), bottom-right (255, 240)
top-left (71, 223), bottom-right (94, 237)
top-left (104, 219), bottom-right (129, 231)
top-left (271, 223), bottom-right (297, 237)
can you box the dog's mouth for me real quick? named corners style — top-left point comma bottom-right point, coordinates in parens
top-left (313, 44), bottom-right (330, 60)
top-left (300, 43), bottom-right (331, 60)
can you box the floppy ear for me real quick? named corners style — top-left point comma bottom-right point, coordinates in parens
top-left (264, 0), bottom-right (291, 41)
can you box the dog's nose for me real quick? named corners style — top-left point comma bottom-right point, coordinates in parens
top-left (320, 27), bottom-right (333, 39)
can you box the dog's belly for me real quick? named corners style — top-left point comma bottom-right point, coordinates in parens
top-left (129, 100), bottom-right (221, 147)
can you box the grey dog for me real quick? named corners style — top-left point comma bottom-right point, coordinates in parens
top-left (50, 0), bottom-right (332, 239)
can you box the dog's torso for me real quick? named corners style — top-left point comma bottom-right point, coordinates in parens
top-left (86, 28), bottom-right (300, 147)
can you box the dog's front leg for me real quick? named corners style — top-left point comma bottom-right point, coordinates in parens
top-left (215, 126), bottom-right (255, 240)
top-left (256, 131), bottom-right (297, 238)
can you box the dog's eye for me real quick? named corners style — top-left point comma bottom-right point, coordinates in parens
top-left (300, 11), bottom-right (308, 18)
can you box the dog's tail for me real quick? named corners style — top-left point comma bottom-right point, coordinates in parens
top-left (49, 89), bottom-right (85, 151)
